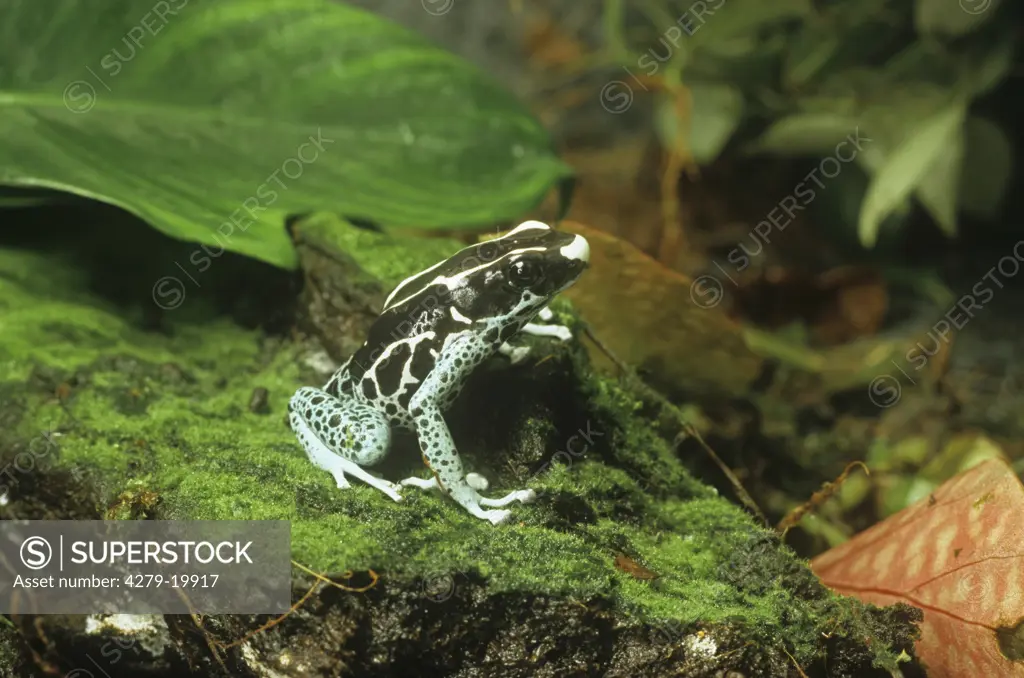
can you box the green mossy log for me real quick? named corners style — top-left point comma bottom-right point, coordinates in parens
top-left (0, 213), bottom-right (922, 677)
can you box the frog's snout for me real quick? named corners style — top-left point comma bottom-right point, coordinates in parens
top-left (560, 233), bottom-right (590, 266)
top-left (552, 232), bottom-right (590, 294)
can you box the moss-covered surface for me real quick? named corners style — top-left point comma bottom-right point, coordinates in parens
top-left (0, 211), bottom-right (923, 677)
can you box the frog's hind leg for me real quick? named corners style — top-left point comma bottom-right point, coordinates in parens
top-left (289, 387), bottom-right (403, 502)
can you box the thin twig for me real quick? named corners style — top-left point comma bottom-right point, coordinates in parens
top-left (782, 646), bottom-right (811, 678)
top-left (656, 79), bottom-right (697, 266)
top-left (290, 561), bottom-right (380, 593)
top-left (776, 461), bottom-right (870, 537)
top-left (673, 427), bottom-right (768, 527)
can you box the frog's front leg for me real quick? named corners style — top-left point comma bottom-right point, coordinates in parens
top-left (401, 471), bottom-right (489, 492)
top-left (289, 387), bottom-right (403, 502)
top-left (405, 403), bottom-right (535, 525)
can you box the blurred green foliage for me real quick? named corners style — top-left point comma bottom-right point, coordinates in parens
top-left (610, 0), bottom-right (1015, 246)
top-left (0, 0), bottom-right (570, 268)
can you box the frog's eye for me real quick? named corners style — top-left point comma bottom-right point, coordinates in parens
top-left (507, 259), bottom-right (542, 290)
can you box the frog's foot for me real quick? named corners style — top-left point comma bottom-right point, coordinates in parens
top-left (521, 322), bottom-right (572, 342)
top-left (331, 456), bottom-right (404, 502)
top-left (500, 310), bottom-right (571, 364)
top-left (289, 388), bottom-right (403, 503)
top-left (401, 472), bottom-right (489, 492)
top-left (454, 498), bottom-right (513, 525)
top-left (297, 428), bottom-right (403, 502)
top-left (460, 486), bottom-right (535, 524)
top-left (466, 472), bottom-right (489, 491)
top-left (479, 508), bottom-right (512, 526)
top-left (478, 488), bottom-right (536, 508)
top-left (498, 342), bottom-right (531, 364)
top-left (412, 404), bottom-right (531, 525)
top-left (399, 476), bottom-right (435, 490)
top-left (399, 475), bottom-right (515, 524)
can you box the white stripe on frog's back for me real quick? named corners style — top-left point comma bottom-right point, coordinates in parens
top-left (381, 221), bottom-right (552, 312)
top-left (383, 246), bottom-right (546, 313)
top-left (382, 257), bottom-right (448, 310)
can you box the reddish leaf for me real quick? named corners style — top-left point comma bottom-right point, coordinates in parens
top-left (812, 459), bottom-right (1024, 677)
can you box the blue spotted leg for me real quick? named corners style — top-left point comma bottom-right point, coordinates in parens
top-left (403, 404), bottom-right (534, 524)
top-left (289, 387), bottom-right (404, 501)
top-left (401, 333), bottom-right (536, 525)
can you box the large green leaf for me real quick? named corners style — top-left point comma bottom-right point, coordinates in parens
top-left (957, 30), bottom-right (1015, 98)
top-left (0, 186), bottom-right (59, 208)
top-left (0, 0), bottom-right (571, 268)
top-left (858, 101), bottom-right (966, 247)
top-left (914, 120), bottom-right (964, 237)
top-left (783, 33), bottom-right (841, 89)
top-left (750, 114), bottom-right (861, 156)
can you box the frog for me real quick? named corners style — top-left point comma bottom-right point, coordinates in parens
top-left (289, 220), bottom-right (590, 524)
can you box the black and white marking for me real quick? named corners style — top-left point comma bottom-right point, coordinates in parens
top-left (289, 220), bottom-right (590, 524)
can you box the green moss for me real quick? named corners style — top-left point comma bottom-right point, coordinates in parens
top-left (0, 219), bottom-right (920, 675)
top-left (581, 370), bottom-right (714, 501)
top-left (0, 622), bottom-right (28, 677)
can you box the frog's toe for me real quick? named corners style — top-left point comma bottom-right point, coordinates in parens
top-left (498, 342), bottom-right (531, 364)
top-left (549, 326), bottom-right (573, 342)
top-left (331, 471), bottom-right (352, 489)
top-left (478, 488), bottom-right (536, 508)
top-left (521, 322), bottom-right (572, 342)
top-left (381, 482), bottom-right (404, 503)
top-left (517, 488), bottom-right (537, 504)
top-left (401, 473), bottom-right (489, 493)
top-left (400, 475), bottom-right (437, 490)
top-left (465, 472), bottom-right (489, 491)
top-left (484, 509), bottom-right (512, 525)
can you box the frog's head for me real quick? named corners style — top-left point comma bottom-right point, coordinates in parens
top-left (382, 220), bottom-right (589, 329)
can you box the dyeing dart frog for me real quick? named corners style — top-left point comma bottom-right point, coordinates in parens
top-left (289, 221), bottom-right (590, 524)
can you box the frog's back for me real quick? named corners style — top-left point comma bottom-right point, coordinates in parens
top-left (337, 282), bottom-right (483, 422)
